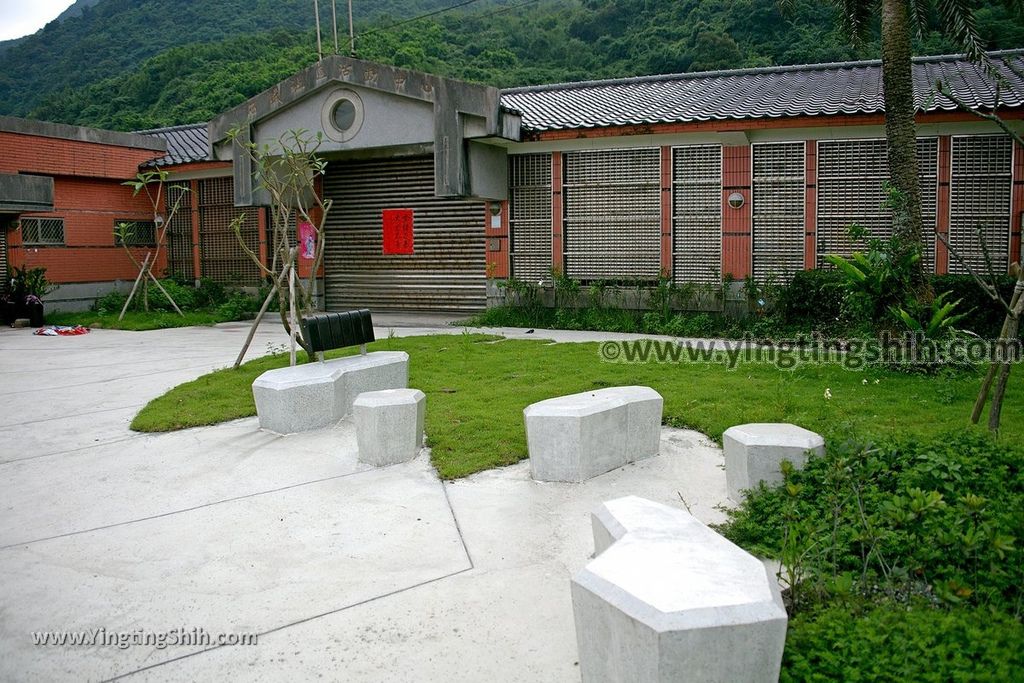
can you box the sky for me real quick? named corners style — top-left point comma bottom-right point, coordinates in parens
top-left (0, 0), bottom-right (77, 41)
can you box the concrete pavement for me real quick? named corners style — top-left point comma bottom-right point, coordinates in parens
top-left (0, 319), bottom-right (730, 682)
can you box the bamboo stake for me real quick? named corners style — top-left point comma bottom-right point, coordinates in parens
top-left (119, 252), bottom-right (151, 320)
top-left (146, 270), bottom-right (184, 316)
top-left (233, 260), bottom-right (292, 369)
top-left (289, 252), bottom-right (298, 367)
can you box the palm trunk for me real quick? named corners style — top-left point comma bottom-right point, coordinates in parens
top-left (880, 0), bottom-right (926, 290)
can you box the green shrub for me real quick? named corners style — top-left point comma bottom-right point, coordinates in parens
top-left (93, 290), bottom-right (128, 314)
top-left (215, 291), bottom-right (259, 321)
top-left (722, 432), bottom-right (1023, 611)
top-left (148, 279), bottom-right (198, 311)
top-left (777, 269), bottom-right (846, 329)
top-left (932, 274), bottom-right (1016, 338)
top-left (194, 278), bottom-right (228, 308)
top-left (782, 602), bottom-right (1024, 682)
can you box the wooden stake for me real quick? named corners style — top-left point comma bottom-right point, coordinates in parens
top-left (233, 260), bottom-right (292, 369)
top-left (119, 252), bottom-right (151, 321)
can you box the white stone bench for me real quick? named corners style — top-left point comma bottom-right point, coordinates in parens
top-left (252, 351), bottom-right (408, 434)
top-left (353, 388), bottom-right (425, 466)
top-left (523, 386), bottom-right (662, 482)
top-left (572, 496), bottom-right (787, 683)
top-left (723, 423), bottom-right (825, 502)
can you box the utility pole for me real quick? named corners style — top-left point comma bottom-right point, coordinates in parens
top-left (313, 0), bottom-right (323, 60)
top-left (348, 0), bottom-right (355, 56)
top-left (331, 0), bottom-right (339, 54)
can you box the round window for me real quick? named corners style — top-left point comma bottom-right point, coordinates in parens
top-left (321, 88), bottom-right (365, 142)
top-left (332, 99), bottom-right (357, 131)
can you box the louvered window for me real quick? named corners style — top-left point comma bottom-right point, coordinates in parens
top-left (949, 135), bottom-right (1012, 275)
top-left (672, 145), bottom-right (721, 284)
top-left (509, 153), bottom-right (552, 282)
top-left (20, 217), bottom-right (65, 245)
top-left (816, 138), bottom-right (938, 270)
top-left (563, 148), bottom-right (661, 281)
top-left (752, 143), bottom-right (805, 281)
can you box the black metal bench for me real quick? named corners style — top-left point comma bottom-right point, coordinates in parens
top-left (301, 309), bottom-right (375, 357)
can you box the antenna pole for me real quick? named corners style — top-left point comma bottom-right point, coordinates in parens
top-left (347, 0), bottom-right (355, 56)
top-left (313, 0), bottom-right (323, 60)
top-left (331, 0), bottom-right (339, 54)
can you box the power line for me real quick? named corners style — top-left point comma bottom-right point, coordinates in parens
top-left (358, 0), bottom-right (487, 39)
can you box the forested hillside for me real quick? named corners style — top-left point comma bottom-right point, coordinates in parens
top-left (6, 0), bottom-right (1024, 131)
top-left (0, 0), bottom-right (478, 117)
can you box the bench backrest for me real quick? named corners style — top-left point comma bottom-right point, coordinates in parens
top-left (301, 309), bottom-right (375, 354)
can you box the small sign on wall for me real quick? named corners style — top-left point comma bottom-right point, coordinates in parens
top-left (298, 221), bottom-right (316, 259)
top-left (382, 208), bottom-right (414, 255)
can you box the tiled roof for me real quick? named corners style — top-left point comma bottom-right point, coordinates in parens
top-left (136, 122), bottom-right (210, 166)
top-left (500, 50), bottom-right (1024, 132)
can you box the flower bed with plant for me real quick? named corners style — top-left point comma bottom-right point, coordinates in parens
top-left (720, 432), bottom-right (1024, 681)
top-left (47, 276), bottom-right (264, 331)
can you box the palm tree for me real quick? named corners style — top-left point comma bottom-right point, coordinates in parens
top-left (783, 0), bottom-right (1004, 290)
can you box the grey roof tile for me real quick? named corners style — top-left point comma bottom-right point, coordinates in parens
top-left (500, 50), bottom-right (1024, 132)
top-left (135, 122), bottom-right (210, 166)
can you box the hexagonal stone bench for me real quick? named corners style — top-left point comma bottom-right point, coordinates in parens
top-left (353, 388), bottom-right (425, 466)
top-left (572, 496), bottom-right (787, 683)
top-left (252, 351), bottom-right (408, 434)
top-left (723, 423), bottom-right (825, 502)
top-left (524, 386), bottom-right (663, 482)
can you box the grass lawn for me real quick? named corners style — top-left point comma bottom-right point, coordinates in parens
top-left (132, 333), bottom-right (1023, 479)
top-left (47, 309), bottom-right (251, 331)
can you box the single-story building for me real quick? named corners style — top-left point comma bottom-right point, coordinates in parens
top-left (3, 49), bottom-right (1023, 312)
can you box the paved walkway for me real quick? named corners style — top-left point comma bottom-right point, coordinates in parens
top-left (0, 319), bottom-right (730, 682)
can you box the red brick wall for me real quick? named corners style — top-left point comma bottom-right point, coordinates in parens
top-left (485, 200), bottom-right (510, 279)
top-left (7, 175), bottom-right (163, 284)
top-left (3, 131), bottom-right (166, 284)
top-left (0, 132), bottom-right (161, 179)
top-left (721, 146), bottom-right (752, 279)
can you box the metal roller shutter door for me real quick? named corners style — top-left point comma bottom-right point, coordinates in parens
top-left (949, 135), bottom-right (1013, 275)
top-left (672, 145), bottom-right (722, 284)
top-left (509, 153), bottom-right (552, 282)
top-left (816, 138), bottom-right (938, 271)
top-left (323, 156), bottom-right (487, 312)
top-left (563, 148), bottom-right (661, 281)
top-left (752, 143), bottom-right (805, 281)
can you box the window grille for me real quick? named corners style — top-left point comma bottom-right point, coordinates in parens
top-left (114, 219), bottom-right (157, 247)
top-left (816, 138), bottom-right (938, 270)
top-left (752, 143), bottom-right (805, 281)
top-left (197, 177), bottom-right (262, 285)
top-left (949, 135), bottom-right (1012, 275)
top-left (563, 148), bottom-right (661, 281)
top-left (672, 145), bottom-right (722, 284)
top-left (20, 217), bottom-right (65, 245)
top-left (165, 184), bottom-right (194, 280)
top-left (508, 153), bottom-right (552, 282)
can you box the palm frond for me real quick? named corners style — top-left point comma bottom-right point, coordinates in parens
top-left (936, 0), bottom-right (985, 62)
top-left (833, 0), bottom-right (876, 43)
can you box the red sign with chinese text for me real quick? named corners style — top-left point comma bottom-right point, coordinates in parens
top-left (382, 208), bottom-right (414, 255)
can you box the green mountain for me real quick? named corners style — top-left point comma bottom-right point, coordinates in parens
top-left (5, 0), bottom-right (1024, 131)
top-left (0, 0), bottom-right (477, 117)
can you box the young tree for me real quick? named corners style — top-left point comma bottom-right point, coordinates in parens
top-left (781, 0), bottom-right (1018, 291)
top-left (227, 129), bottom-right (332, 367)
top-left (116, 169), bottom-right (189, 319)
